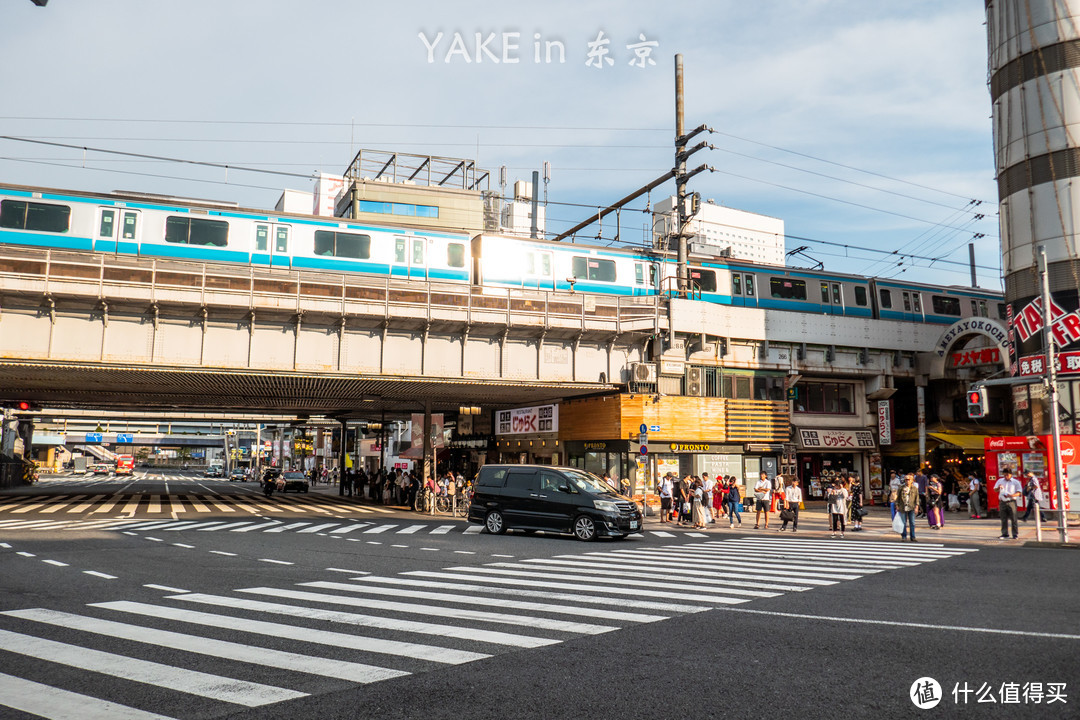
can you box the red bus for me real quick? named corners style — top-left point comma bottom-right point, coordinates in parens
top-left (115, 454), bottom-right (135, 475)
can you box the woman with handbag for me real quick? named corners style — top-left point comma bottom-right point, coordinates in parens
top-left (927, 475), bottom-right (945, 529)
top-left (779, 477), bottom-right (802, 532)
top-left (849, 476), bottom-right (865, 531)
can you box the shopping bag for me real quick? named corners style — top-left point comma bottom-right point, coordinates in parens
top-left (892, 512), bottom-right (905, 534)
top-left (948, 494), bottom-right (960, 511)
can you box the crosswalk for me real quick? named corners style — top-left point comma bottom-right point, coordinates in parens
top-left (0, 491), bottom-right (396, 522)
top-left (0, 518), bottom-right (473, 535)
top-left (0, 537), bottom-right (976, 719)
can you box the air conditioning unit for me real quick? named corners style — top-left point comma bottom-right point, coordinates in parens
top-left (631, 362), bottom-right (657, 384)
top-left (685, 366), bottom-right (703, 396)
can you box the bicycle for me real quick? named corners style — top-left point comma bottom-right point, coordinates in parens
top-left (414, 488), bottom-right (436, 513)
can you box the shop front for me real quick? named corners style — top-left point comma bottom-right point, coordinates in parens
top-left (794, 427), bottom-right (877, 499)
top-left (983, 435), bottom-right (1074, 512)
top-left (495, 403), bottom-right (560, 465)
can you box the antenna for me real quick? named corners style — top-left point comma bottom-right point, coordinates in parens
top-left (499, 165), bottom-right (507, 199)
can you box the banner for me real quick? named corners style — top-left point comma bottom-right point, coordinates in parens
top-left (410, 413), bottom-right (445, 448)
top-left (877, 400), bottom-right (893, 446)
top-left (496, 404), bottom-right (558, 435)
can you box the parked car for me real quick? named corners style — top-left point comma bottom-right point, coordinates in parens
top-left (467, 464), bottom-right (643, 541)
top-left (280, 471), bottom-right (310, 493)
top-left (228, 468), bottom-right (247, 482)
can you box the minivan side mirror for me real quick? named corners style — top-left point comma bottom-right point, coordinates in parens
top-left (558, 484), bottom-right (574, 494)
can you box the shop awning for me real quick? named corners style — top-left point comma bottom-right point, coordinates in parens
top-left (927, 433), bottom-right (989, 453)
top-left (881, 440), bottom-right (937, 457)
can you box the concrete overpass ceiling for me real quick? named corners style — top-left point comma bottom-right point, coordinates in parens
top-left (0, 360), bottom-right (614, 418)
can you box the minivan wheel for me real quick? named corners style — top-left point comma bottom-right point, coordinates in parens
top-left (485, 510), bottom-right (507, 534)
top-left (573, 515), bottom-right (597, 541)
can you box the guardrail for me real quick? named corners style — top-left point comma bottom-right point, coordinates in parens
top-left (0, 247), bottom-right (664, 335)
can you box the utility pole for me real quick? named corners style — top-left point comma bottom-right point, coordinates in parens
top-left (674, 54), bottom-right (688, 296)
top-left (1038, 245), bottom-right (1069, 543)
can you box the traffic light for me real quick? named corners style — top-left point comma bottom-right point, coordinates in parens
top-left (3, 401), bottom-right (37, 412)
top-left (967, 386), bottom-right (988, 419)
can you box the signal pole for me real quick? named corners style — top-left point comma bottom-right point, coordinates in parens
top-left (675, 54), bottom-right (688, 297)
top-left (1039, 245), bottom-right (1069, 543)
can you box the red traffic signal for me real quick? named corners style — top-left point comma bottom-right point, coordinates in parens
top-left (967, 387), bottom-right (987, 419)
top-left (16, 401), bottom-right (31, 411)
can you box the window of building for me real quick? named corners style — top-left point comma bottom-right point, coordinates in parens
top-left (770, 277), bottom-right (807, 300)
top-left (998, 303), bottom-right (1007, 321)
top-left (357, 199), bottom-right (439, 218)
top-left (313, 230), bottom-right (371, 259)
top-left (879, 288), bottom-right (892, 309)
top-left (0, 199), bottom-right (71, 233)
top-left (854, 286), bottom-right (867, 306)
top-left (571, 256), bottom-right (617, 282)
top-left (932, 295), bottom-right (961, 316)
top-left (164, 216), bottom-right (228, 246)
top-left (794, 381), bottom-right (857, 414)
top-left (446, 242), bottom-right (465, 268)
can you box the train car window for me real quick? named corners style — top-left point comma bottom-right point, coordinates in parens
top-left (99, 210), bottom-right (116, 238)
top-left (998, 303), bottom-right (1007, 320)
top-left (394, 237), bottom-right (407, 263)
top-left (911, 293), bottom-right (922, 313)
top-left (832, 283), bottom-right (841, 304)
top-left (0, 199), bottom-right (71, 233)
top-left (164, 216), bottom-right (228, 247)
top-left (879, 288), bottom-right (892, 309)
top-left (771, 277), bottom-right (806, 300)
top-left (690, 269), bottom-right (716, 292)
top-left (970, 299), bottom-right (978, 317)
top-left (540, 252), bottom-right (552, 276)
top-left (572, 256), bottom-right (616, 282)
top-left (902, 292), bottom-right (912, 312)
top-left (255, 225), bottom-right (269, 252)
top-left (745, 275), bottom-right (755, 296)
top-left (732, 274), bottom-right (742, 295)
top-left (820, 283), bottom-right (830, 303)
top-left (313, 230), bottom-right (371, 259)
top-left (635, 263), bottom-right (645, 286)
top-left (854, 286), bottom-right (867, 306)
top-left (275, 226), bottom-right (289, 253)
top-left (931, 296), bottom-right (961, 316)
top-left (649, 264), bottom-right (658, 287)
top-left (412, 238), bottom-right (426, 265)
top-left (447, 242), bottom-right (465, 268)
top-left (979, 299), bottom-right (988, 317)
top-left (122, 212), bottom-right (138, 240)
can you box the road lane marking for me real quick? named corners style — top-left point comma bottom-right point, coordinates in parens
top-left (0, 671), bottom-right (178, 720)
top-left (3, 608), bottom-right (408, 685)
top-left (93, 600), bottom-right (488, 664)
top-left (144, 584), bottom-right (189, 593)
top-left (0, 628), bottom-right (305, 706)
top-left (83, 571), bottom-right (117, 579)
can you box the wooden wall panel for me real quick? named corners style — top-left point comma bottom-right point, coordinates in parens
top-left (560, 395), bottom-right (788, 443)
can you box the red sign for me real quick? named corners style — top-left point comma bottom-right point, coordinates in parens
top-left (985, 437), bottom-right (1042, 451)
top-left (948, 347), bottom-right (1001, 368)
top-left (1016, 351), bottom-right (1080, 376)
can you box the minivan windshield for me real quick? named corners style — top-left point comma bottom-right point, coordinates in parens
top-left (562, 469), bottom-right (613, 494)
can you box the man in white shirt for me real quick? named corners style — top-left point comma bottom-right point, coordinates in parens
top-left (995, 468), bottom-right (1023, 540)
top-left (754, 471), bottom-right (772, 530)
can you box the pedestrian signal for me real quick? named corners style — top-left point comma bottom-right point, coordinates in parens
top-left (966, 386), bottom-right (987, 419)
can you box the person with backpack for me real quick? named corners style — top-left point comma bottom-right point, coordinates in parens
top-left (779, 476), bottom-right (802, 532)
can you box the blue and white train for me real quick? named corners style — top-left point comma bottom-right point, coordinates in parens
top-left (0, 182), bottom-right (1004, 325)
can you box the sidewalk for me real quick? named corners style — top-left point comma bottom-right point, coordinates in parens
top-left (307, 483), bottom-right (1078, 547)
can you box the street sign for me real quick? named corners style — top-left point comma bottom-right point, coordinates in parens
top-left (117, 433), bottom-right (133, 443)
top-left (639, 445), bottom-right (648, 456)
top-left (85, 432), bottom-right (102, 443)
top-left (649, 425), bottom-right (660, 432)
top-left (639, 423), bottom-right (648, 433)
top-left (638, 432), bottom-right (648, 445)
top-left (787, 387), bottom-right (798, 400)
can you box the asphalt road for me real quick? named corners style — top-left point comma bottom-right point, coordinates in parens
top-left (1, 474), bottom-right (1077, 719)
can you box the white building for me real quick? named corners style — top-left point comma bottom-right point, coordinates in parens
top-left (500, 180), bottom-right (546, 238)
top-left (653, 196), bottom-right (785, 265)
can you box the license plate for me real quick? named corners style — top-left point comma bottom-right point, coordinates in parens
top-left (630, 521), bottom-right (639, 529)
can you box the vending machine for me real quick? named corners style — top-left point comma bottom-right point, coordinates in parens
top-left (983, 436), bottom-right (1075, 512)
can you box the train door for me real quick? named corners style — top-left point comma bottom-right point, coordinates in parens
top-left (409, 236), bottom-right (428, 281)
top-left (254, 223), bottom-right (291, 266)
top-left (531, 250), bottom-right (554, 291)
top-left (633, 261), bottom-right (656, 296)
top-left (742, 273), bottom-right (758, 308)
top-left (900, 290), bottom-right (923, 322)
top-left (731, 272), bottom-right (745, 307)
top-left (820, 281), bottom-right (843, 315)
top-left (96, 207), bottom-right (139, 254)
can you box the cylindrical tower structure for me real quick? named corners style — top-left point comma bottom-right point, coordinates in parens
top-left (988, 0), bottom-right (1080, 436)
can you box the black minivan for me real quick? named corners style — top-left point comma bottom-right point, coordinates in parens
top-left (467, 464), bottom-right (643, 541)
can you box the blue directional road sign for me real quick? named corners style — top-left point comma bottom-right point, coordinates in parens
top-left (649, 425), bottom-right (661, 432)
top-left (116, 433), bottom-right (133, 443)
top-left (85, 433), bottom-right (103, 443)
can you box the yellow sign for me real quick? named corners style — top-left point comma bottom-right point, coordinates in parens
top-left (669, 443), bottom-right (711, 453)
top-left (583, 442), bottom-right (607, 450)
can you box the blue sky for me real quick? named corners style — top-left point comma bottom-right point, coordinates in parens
top-left (0, 0), bottom-right (999, 288)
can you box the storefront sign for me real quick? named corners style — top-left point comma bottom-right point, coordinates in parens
top-left (583, 441), bottom-right (608, 451)
top-left (1012, 296), bottom-right (1080, 347)
top-left (877, 400), bottom-right (893, 446)
top-left (948, 347), bottom-right (1002, 368)
top-left (985, 436), bottom-right (1043, 452)
top-left (797, 428), bottom-right (876, 450)
top-left (496, 404), bottom-right (558, 435)
top-left (668, 443), bottom-right (711, 453)
top-left (934, 318), bottom-right (1008, 357)
top-left (1016, 351), bottom-right (1080, 376)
